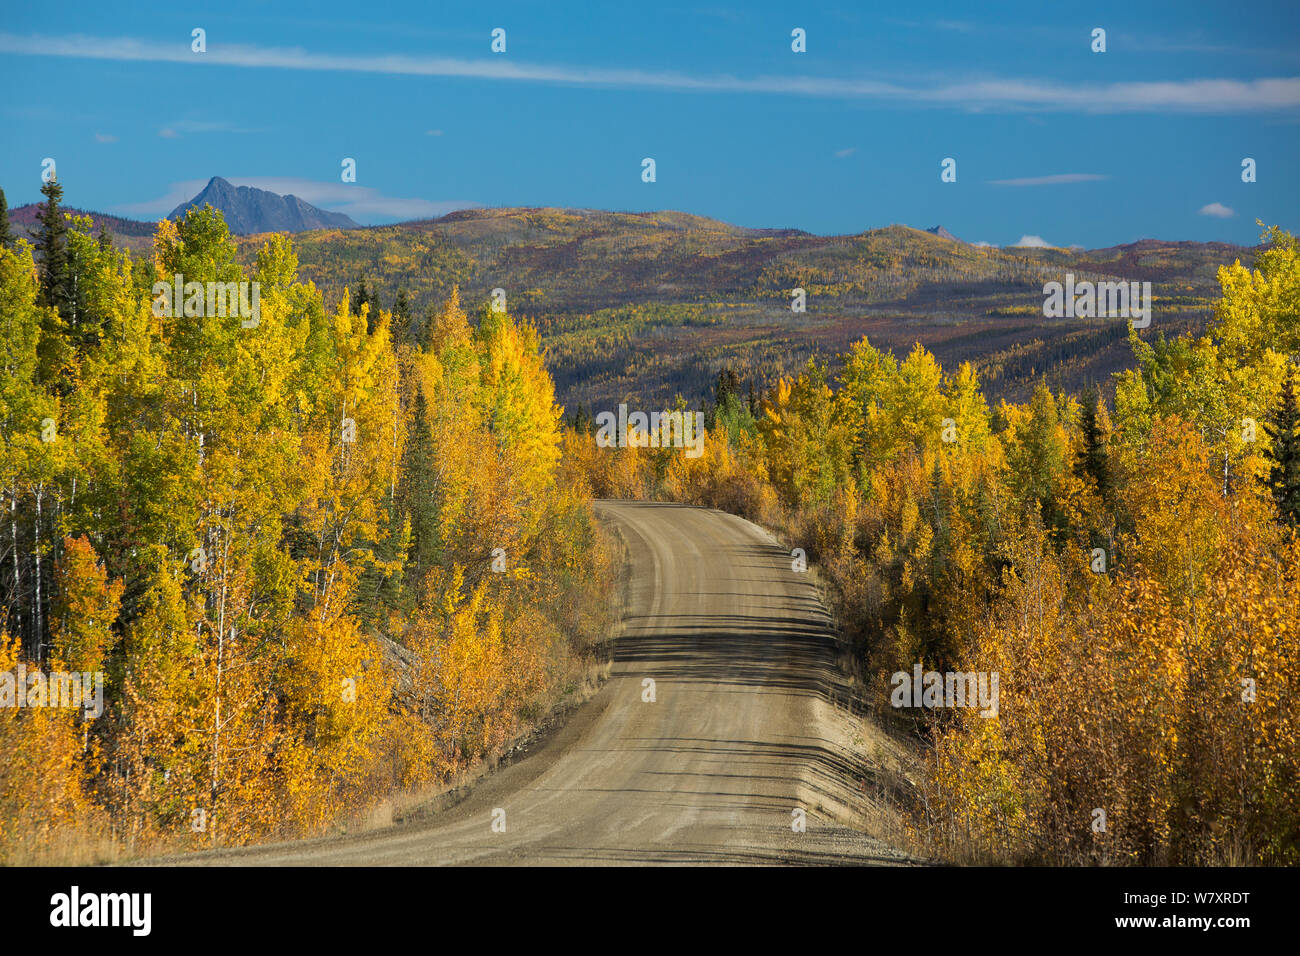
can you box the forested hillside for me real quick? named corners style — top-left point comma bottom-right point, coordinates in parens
top-left (6, 193), bottom-right (1250, 416)
top-left (247, 207), bottom-right (1251, 412)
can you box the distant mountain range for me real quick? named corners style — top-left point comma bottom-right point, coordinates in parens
top-left (9, 176), bottom-right (359, 243)
top-left (169, 177), bottom-right (359, 234)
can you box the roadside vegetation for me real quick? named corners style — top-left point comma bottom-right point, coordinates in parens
top-left (566, 224), bottom-right (1300, 865)
top-left (0, 184), bottom-right (617, 863)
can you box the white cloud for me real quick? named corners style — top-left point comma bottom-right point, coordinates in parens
top-left (972, 240), bottom-right (995, 247)
top-left (94, 132), bottom-right (117, 143)
top-left (115, 176), bottom-right (480, 224)
top-left (1199, 201), bottom-right (1235, 218)
top-left (3, 31), bottom-right (1299, 113)
top-left (990, 173), bottom-right (1108, 186)
top-left (155, 119), bottom-right (262, 139)
top-left (170, 119), bottom-right (264, 134)
top-left (833, 147), bottom-right (856, 158)
top-left (1011, 235), bottom-right (1052, 248)
top-left (426, 129), bottom-right (443, 136)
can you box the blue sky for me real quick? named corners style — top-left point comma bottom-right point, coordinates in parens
top-left (2, 0), bottom-right (1297, 247)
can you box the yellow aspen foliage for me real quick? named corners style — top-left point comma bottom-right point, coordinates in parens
top-left (2, 207), bottom-right (620, 861)
top-left (279, 606), bottom-right (389, 833)
top-left (49, 535), bottom-right (123, 673)
top-left (405, 566), bottom-right (511, 765)
top-left (476, 308), bottom-right (563, 506)
top-left (0, 634), bottom-right (101, 863)
top-left (1122, 416), bottom-right (1226, 601)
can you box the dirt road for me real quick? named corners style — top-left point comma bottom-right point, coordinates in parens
top-left (180, 501), bottom-right (911, 865)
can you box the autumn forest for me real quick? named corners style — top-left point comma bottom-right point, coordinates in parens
top-left (0, 181), bottom-right (618, 861)
top-left (2, 178), bottom-right (1299, 865)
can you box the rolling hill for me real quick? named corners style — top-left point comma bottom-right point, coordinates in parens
top-left (9, 203), bottom-right (157, 247)
top-left (238, 206), bottom-right (1249, 412)
top-left (8, 197), bottom-right (1254, 412)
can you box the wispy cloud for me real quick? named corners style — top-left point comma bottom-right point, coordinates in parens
top-left (3, 32), bottom-right (1299, 114)
top-left (115, 176), bottom-right (480, 223)
top-left (990, 173), bottom-right (1109, 186)
top-left (1198, 202), bottom-right (1235, 218)
top-left (883, 18), bottom-right (1300, 60)
top-left (833, 147), bottom-right (856, 158)
top-left (1119, 32), bottom-right (1295, 59)
top-left (94, 132), bottom-right (117, 143)
top-left (163, 119), bottom-right (266, 135)
top-left (156, 119), bottom-right (263, 138)
top-left (886, 18), bottom-right (977, 32)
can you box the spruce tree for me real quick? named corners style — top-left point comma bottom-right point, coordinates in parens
top-left (396, 387), bottom-right (439, 593)
top-left (715, 367), bottom-right (739, 407)
top-left (35, 177), bottom-right (72, 318)
top-left (412, 304), bottom-right (434, 350)
top-left (1075, 385), bottom-right (1113, 502)
top-left (1264, 364), bottom-right (1300, 526)
top-left (393, 287), bottom-right (411, 343)
top-left (572, 403), bottom-right (590, 433)
top-left (32, 178), bottom-right (74, 386)
top-left (708, 367), bottom-right (740, 429)
top-left (0, 186), bottom-right (12, 249)
top-left (351, 275), bottom-right (374, 331)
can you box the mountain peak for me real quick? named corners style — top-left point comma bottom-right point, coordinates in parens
top-left (170, 178), bottom-right (359, 234)
top-left (926, 225), bottom-right (962, 242)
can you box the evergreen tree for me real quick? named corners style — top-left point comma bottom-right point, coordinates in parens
top-left (1075, 385), bottom-right (1113, 502)
top-left (351, 275), bottom-right (374, 331)
top-left (1264, 364), bottom-right (1300, 526)
top-left (708, 367), bottom-right (740, 429)
top-left (715, 367), bottom-right (739, 407)
top-left (396, 387), bottom-right (439, 590)
top-left (393, 287), bottom-right (411, 343)
top-left (34, 177), bottom-right (71, 318)
top-left (0, 186), bottom-right (12, 249)
top-left (411, 304), bottom-right (434, 350)
top-left (31, 179), bottom-right (74, 386)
